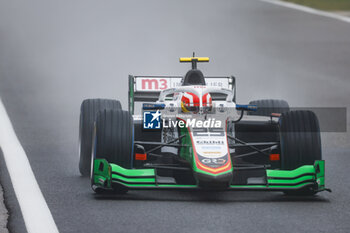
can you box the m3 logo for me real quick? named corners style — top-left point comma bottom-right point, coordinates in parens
top-left (141, 79), bottom-right (168, 90)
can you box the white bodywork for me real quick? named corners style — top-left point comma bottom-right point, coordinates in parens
top-left (156, 85), bottom-right (239, 164)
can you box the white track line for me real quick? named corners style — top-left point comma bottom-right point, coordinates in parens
top-left (0, 99), bottom-right (59, 233)
top-left (261, 0), bottom-right (350, 24)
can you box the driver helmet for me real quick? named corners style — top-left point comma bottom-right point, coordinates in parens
top-left (181, 92), bottom-right (212, 113)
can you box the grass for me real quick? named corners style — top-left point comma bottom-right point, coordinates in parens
top-left (282, 0), bottom-right (350, 11)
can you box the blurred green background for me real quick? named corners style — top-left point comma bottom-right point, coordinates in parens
top-left (283, 0), bottom-right (350, 11)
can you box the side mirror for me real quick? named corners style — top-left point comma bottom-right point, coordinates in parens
top-left (236, 104), bottom-right (257, 112)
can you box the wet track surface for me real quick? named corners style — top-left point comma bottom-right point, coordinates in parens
top-left (0, 0), bottom-right (350, 232)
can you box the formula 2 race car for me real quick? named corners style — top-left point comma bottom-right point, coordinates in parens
top-left (79, 56), bottom-right (330, 196)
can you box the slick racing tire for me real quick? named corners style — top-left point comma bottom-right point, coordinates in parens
top-left (279, 110), bottom-right (322, 195)
top-left (248, 99), bottom-right (289, 116)
top-left (79, 99), bottom-right (121, 176)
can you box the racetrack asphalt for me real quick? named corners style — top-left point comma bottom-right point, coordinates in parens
top-left (0, 0), bottom-right (350, 232)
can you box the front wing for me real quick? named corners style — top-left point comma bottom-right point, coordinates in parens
top-left (92, 160), bottom-right (326, 192)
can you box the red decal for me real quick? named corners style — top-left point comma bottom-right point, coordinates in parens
top-left (142, 79), bottom-right (158, 90)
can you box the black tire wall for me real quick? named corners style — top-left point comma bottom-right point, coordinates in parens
top-left (279, 110), bottom-right (322, 170)
top-left (95, 109), bottom-right (133, 169)
top-left (79, 99), bottom-right (121, 176)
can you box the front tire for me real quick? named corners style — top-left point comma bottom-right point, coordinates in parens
top-left (93, 109), bottom-right (134, 193)
top-left (279, 110), bottom-right (322, 196)
top-left (95, 109), bottom-right (134, 168)
top-left (279, 110), bottom-right (321, 170)
top-left (79, 99), bottom-right (121, 176)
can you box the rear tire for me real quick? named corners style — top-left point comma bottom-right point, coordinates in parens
top-left (79, 99), bottom-right (121, 176)
top-left (248, 99), bottom-right (289, 116)
top-left (279, 110), bottom-right (322, 196)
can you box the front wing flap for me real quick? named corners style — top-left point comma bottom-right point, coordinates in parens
top-left (92, 159), bottom-right (326, 192)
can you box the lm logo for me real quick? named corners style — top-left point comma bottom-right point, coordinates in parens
top-left (143, 110), bottom-right (161, 129)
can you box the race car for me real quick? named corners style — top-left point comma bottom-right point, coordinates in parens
top-left (79, 56), bottom-right (329, 196)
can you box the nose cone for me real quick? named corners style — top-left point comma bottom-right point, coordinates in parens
top-left (195, 171), bottom-right (233, 190)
